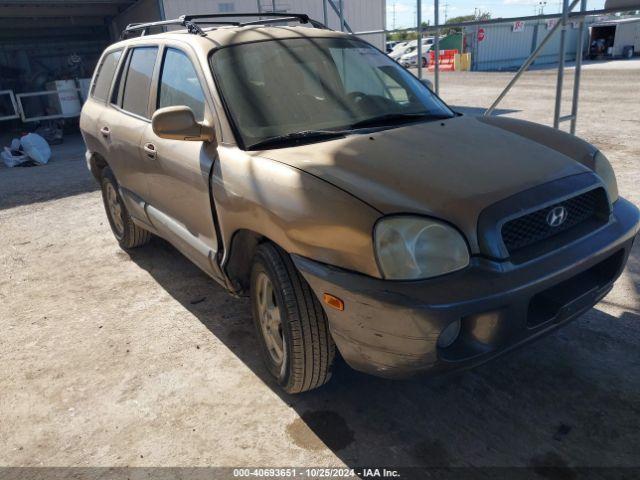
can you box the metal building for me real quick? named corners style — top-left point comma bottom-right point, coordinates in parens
top-left (109, 0), bottom-right (385, 50)
top-left (161, 1), bottom-right (386, 49)
top-left (464, 17), bottom-right (599, 71)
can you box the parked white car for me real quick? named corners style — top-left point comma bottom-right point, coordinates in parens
top-left (388, 40), bottom-right (414, 61)
top-left (400, 43), bottom-right (433, 68)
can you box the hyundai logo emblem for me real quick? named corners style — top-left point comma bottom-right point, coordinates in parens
top-left (546, 205), bottom-right (568, 227)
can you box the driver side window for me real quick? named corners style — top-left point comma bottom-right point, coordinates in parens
top-left (329, 47), bottom-right (409, 104)
top-left (330, 47), bottom-right (383, 97)
top-left (157, 48), bottom-right (206, 121)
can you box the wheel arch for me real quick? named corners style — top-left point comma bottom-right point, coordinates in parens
top-left (88, 151), bottom-right (110, 180)
top-left (224, 229), bottom-right (270, 295)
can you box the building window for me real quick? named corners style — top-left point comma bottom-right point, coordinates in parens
top-left (218, 2), bottom-right (234, 12)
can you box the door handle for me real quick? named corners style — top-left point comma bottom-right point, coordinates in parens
top-left (143, 142), bottom-right (157, 159)
top-left (100, 126), bottom-right (110, 137)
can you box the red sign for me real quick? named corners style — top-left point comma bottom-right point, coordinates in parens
top-left (478, 28), bottom-right (485, 42)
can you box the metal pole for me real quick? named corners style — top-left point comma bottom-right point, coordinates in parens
top-left (485, 0), bottom-right (580, 116)
top-left (553, 0), bottom-right (570, 129)
top-left (434, 0), bottom-right (440, 94)
top-left (417, 0), bottom-right (423, 79)
top-left (323, 0), bottom-right (328, 27)
top-left (272, 0), bottom-right (276, 12)
top-left (327, 0), bottom-right (353, 32)
top-left (570, 0), bottom-right (587, 134)
top-left (339, 0), bottom-right (345, 32)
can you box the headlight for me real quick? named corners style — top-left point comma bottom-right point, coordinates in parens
top-left (593, 150), bottom-right (618, 203)
top-left (374, 216), bottom-right (470, 280)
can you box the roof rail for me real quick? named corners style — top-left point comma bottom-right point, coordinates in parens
top-left (121, 12), bottom-right (328, 39)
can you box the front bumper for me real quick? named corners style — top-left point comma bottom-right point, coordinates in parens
top-left (293, 198), bottom-right (639, 379)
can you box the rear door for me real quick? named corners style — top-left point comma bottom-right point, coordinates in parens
top-left (141, 43), bottom-right (221, 278)
top-left (81, 48), bottom-right (123, 164)
top-left (100, 45), bottom-right (160, 205)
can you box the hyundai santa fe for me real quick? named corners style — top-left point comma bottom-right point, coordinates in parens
top-left (80, 13), bottom-right (639, 393)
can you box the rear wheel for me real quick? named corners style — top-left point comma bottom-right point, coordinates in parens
top-left (100, 167), bottom-right (151, 250)
top-left (250, 243), bottom-right (335, 394)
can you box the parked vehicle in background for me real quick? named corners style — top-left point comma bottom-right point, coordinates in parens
top-left (388, 40), bottom-right (415, 60)
top-left (589, 17), bottom-right (640, 59)
top-left (81, 13), bottom-right (639, 394)
top-left (400, 43), bottom-right (433, 67)
top-left (386, 40), bottom-right (400, 53)
top-left (391, 37), bottom-right (434, 65)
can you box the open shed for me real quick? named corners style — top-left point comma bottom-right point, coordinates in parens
top-left (589, 17), bottom-right (640, 58)
top-left (0, 0), bottom-right (140, 126)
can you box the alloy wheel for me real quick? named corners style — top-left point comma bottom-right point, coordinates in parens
top-left (255, 272), bottom-right (285, 366)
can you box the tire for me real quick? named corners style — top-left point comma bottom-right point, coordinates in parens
top-left (422, 57), bottom-right (428, 68)
top-left (100, 167), bottom-right (151, 250)
top-left (250, 243), bottom-right (335, 394)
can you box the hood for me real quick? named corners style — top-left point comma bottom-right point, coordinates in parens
top-left (258, 115), bottom-right (590, 252)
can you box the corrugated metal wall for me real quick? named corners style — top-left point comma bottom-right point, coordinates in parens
top-left (160, 0), bottom-right (386, 49)
top-left (111, 0), bottom-right (162, 39)
top-left (465, 19), bottom-right (597, 71)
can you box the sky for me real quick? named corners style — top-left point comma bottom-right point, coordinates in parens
top-left (386, 0), bottom-right (607, 29)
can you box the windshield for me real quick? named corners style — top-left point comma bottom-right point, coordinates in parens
top-left (210, 37), bottom-right (454, 149)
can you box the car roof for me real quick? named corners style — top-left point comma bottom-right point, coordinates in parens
top-left (111, 24), bottom-right (352, 53)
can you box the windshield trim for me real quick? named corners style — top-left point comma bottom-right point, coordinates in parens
top-left (208, 36), bottom-right (456, 151)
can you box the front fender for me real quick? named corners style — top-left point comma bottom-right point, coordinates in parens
top-left (212, 147), bottom-right (383, 278)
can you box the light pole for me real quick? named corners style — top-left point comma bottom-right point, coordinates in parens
top-left (538, 1), bottom-right (547, 15)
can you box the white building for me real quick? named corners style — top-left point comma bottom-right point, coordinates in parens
top-left (113, 0), bottom-right (386, 49)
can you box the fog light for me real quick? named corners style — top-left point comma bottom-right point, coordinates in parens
top-left (437, 320), bottom-right (461, 348)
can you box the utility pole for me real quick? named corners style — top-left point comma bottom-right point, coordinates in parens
top-left (443, 2), bottom-right (449, 22)
top-left (434, 0), bottom-right (440, 94)
top-left (417, 0), bottom-right (422, 79)
top-left (392, 2), bottom-right (397, 31)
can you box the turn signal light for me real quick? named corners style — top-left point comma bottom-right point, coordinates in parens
top-left (323, 293), bottom-right (344, 311)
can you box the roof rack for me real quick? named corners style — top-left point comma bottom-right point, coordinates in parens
top-left (122, 12), bottom-right (328, 39)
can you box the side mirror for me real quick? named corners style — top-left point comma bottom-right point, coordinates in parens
top-left (151, 106), bottom-right (215, 142)
top-left (420, 78), bottom-right (434, 91)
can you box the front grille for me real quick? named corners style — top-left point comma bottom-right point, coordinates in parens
top-left (501, 188), bottom-right (608, 254)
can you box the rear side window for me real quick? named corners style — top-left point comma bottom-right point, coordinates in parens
top-left (92, 50), bottom-right (122, 101)
top-left (157, 48), bottom-right (206, 121)
top-left (121, 47), bottom-right (158, 118)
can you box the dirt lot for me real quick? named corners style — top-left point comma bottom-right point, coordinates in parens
top-left (1, 61), bottom-right (639, 475)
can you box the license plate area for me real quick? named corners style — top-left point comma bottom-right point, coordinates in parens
top-left (527, 249), bottom-right (624, 327)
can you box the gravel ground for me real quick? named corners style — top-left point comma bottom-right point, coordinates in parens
top-left (1, 60), bottom-right (639, 475)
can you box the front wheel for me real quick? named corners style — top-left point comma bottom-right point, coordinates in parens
top-left (250, 243), bottom-right (335, 394)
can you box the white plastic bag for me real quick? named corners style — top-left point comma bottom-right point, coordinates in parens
top-left (1, 147), bottom-right (29, 168)
top-left (20, 133), bottom-right (51, 165)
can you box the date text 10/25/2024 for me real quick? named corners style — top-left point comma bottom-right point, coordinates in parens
top-left (233, 468), bottom-right (401, 478)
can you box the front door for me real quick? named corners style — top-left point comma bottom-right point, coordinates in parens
top-left (142, 45), bottom-right (221, 279)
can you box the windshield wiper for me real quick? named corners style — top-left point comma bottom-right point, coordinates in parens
top-left (248, 130), bottom-right (346, 150)
top-left (348, 112), bottom-right (450, 130)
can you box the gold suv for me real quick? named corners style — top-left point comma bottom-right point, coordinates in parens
top-left (80, 13), bottom-right (639, 393)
